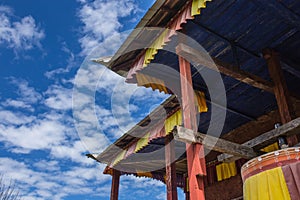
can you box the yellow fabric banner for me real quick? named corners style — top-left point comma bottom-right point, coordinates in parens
top-left (164, 109), bottom-right (182, 135)
top-left (141, 0), bottom-right (213, 68)
top-left (216, 162), bottom-right (237, 181)
top-left (135, 132), bottom-right (150, 152)
top-left (194, 91), bottom-right (208, 113)
top-left (191, 0), bottom-right (212, 16)
top-left (243, 167), bottom-right (291, 200)
top-left (112, 150), bottom-right (126, 166)
top-left (261, 142), bottom-right (279, 153)
top-left (164, 91), bottom-right (208, 134)
top-left (144, 29), bottom-right (169, 67)
top-left (137, 171), bottom-right (153, 178)
top-left (136, 73), bottom-right (168, 94)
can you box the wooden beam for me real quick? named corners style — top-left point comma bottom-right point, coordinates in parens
top-left (178, 56), bottom-right (206, 200)
top-left (263, 49), bottom-right (295, 123)
top-left (110, 169), bottom-right (120, 200)
top-left (244, 117), bottom-right (300, 150)
top-left (176, 43), bottom-right (274, 93)
top-left (263, 48), bottom-right (298, 146)
top-left (218, 117), bottom-right (300, 162)
top-left (173, 126), bottom-right (258, 159)
top-left (165, 134), bottom-right (178, 200)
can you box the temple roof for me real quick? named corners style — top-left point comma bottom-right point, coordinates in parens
top-left (95, 0), bottom-right (300, 176)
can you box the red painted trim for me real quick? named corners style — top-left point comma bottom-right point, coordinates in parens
top-left (165, 134), bottom-right (178, 200)
top-left (178, 56), bottom-right (206, 200)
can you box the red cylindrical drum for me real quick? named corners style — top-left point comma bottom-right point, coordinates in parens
top-left (241, 147), bottom-right (300, 200)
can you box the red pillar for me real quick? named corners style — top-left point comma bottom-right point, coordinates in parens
top-left (110, 169), bottom-right (120, 200)
top-left (178, 56), bottom-right (206, 200)
top-left (165, 134), bottom-right (178, 200)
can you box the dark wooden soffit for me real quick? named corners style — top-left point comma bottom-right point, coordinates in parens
top-left (250, 0), bottom-right (300, 30)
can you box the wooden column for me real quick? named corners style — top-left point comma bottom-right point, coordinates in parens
top-left (178, 55), bottom-right (206, 200)
top-left (165, 134), bottom-right (178, 200)
top-left (263, 48), bottom-right (298, 146)
top-left (110, 169), bottom-right (120, 200)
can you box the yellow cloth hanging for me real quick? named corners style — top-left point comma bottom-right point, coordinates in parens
top-left (111, 150), bottom-right (126, 166)
top-left (261, 142), bottom-right (279, 153)
top-left (137, 171), bottom-right (153, 178)
top-left (141, 1), bottom-right (213, 68)
top-left (216, 162), bottom-right (237, 181)
top-left (164, 92), bottom-right (207, 135)
top-left (144, 48), bottom-right (157, 66)
top-left (164, 110), bottom-right (182, 135)
top-left (191, 0), bottom-right (212, 16)
top-left (243, 167), bottom-right (291, 200)
top-left (194, 91), bottom-right (208, 113)
top-left (136, 73), bottom-right (168, 94)
top-left (144, 29), bottom-right (169, 67)
top-left (135, 133), bottom-right (150, 152)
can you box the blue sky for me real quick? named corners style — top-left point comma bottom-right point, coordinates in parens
top-left (0, 0), bottom-right (186, 199)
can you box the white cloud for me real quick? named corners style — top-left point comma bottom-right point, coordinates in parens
top-left (0, 115), bottom-right (67, 153)
top-left (44, 85), bottom-right (73, 110)
top-left (0, 6), bottom-right (44, 51)
top-left (0, 157), bottom-right (111, 200)
top-left (1, 99), bottom-right (33, 111)
top-left (0, 1), bottom-right (172, 200)
top-left (9, 78), bottom-right (42, 105)
top-left (77, 0), bottom-right (137, 56)
top-left (33, 160), bottom-right (60, 172)
top-left (0, 110), bottom-right (35, 125)
top-left (0, 104), bottom-right (102, 163)
top-left (50, 140), bottom-right (95, 165)
top-left (0, 78), bottom-right (110, 162)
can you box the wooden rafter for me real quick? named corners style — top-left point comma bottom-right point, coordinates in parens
top-left (176, 43), bottom-right (274, 93)
top-left (263, 49), bottom-right (295, 123)
top-left (263, 48), bottom-right (298, 146)
top-left (218, 117), bottom-right (300, 162)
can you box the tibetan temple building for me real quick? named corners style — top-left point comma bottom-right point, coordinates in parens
top-left (89, 0), bottom-right (300, 199)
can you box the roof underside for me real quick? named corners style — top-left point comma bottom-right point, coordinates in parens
top-left (97, 0), bottom-right (300, 175)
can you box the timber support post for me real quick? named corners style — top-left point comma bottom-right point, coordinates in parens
top-left (165, 133), bottom-right (178, 200)
top-left (110, 169), bottom-right (121, 200)
top-left (177, 53), bottom-right (206, 200)
top-left (263, 48), bottom-right (298, 146)
top-left (183, 174), bottom-right (190, 200)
